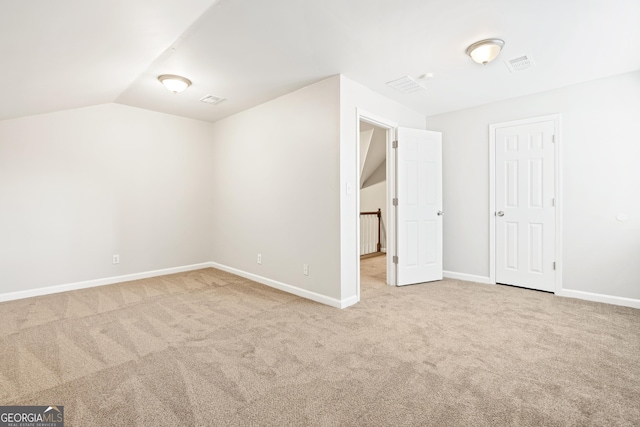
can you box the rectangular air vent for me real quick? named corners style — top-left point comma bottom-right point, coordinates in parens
top-left (505, 55), bottom-right (535, 73)
top-left (200, 95), bottom-right (226, 105)
top-left (386, 76), bottom-right (426, 94)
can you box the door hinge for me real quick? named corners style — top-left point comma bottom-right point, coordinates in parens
top-left (553, 262), bottom-right (556, 270)
top-left (393, 256), bottom-right (398, 264)
top-left (552, 135), bottom-right (556, 143)
top-left (393, 198), bottom-right (398, 206)
top-left (552, 198), bottom-right (555, 207)
top-left (392, 140), bottom-right (398, 149)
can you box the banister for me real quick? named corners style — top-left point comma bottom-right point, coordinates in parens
top-left (360, 208), bottom-right (382, 255)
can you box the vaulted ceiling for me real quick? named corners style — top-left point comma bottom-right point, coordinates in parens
top-left (2, 0), bottom-right (639, 123)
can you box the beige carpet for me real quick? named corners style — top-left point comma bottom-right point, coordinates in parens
top-left (1, 258), bottom-right (639, 426)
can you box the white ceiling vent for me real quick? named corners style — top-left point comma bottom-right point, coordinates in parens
top-left (505, 55), bottom-right (535, 73)
top-left (386, 76), bottom-right (427, 94)
top-left (200, 95), bottom-right (226, 105)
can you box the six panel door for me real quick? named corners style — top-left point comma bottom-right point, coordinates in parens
top-left (495, 120), bottom-right (556, 292)
top-left (396, 128), bottom-right (443, 286)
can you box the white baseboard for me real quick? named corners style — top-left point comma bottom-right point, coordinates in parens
top-left (442, 271), bottom-right (640, 310)
top-left (443, 270), bottom-right (493, 285)
top-left (0, 261), bottom-right (356, 309)
top-left (209, 262), bottom-right (355, 309)
top-left (0, 262), bottom-right (214, 303)
top-left (556, 289), bottom-right (640, 310)
top-left (3, 263), bottom-right (637, 312)
top-left (340, 295), bottom-right (359, 309)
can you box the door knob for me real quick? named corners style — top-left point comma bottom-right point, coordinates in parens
top-left (496, 211), bottom-right (504, 217)
top-left (437, 210), bottom-right (444, 216)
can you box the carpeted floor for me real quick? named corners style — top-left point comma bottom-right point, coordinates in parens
top-left (1, 258), bottom-right (639, 426)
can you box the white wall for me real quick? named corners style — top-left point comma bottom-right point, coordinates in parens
top-left (209, 76), bottom-right (343, 302)
top-left (0, 75), bottom-right (424, 308)
top-left (0, 103), bottom-right (213, 295)
top-left (340, 76), bottom-right (426, 302)
top-left (426, 70), bottom-right (640, 303)
top-left (360, 181), bottom-right (386, 250)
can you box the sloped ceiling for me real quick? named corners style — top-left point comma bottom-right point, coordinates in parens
top-left (360, 124), bottom-right (386, 189)
top-left (0, 0), bottom-right (218, 121)
top-left (2, 0), bottom-right (640, 122)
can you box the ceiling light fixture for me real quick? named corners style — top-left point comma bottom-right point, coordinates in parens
top-left (466, 39), bottom-right (505, 65)
top-left (158, 74), bottom-right (192, 93)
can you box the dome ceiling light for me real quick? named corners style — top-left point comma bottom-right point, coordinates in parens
top-left (466, 39), bottom-right (505, 65)
top-left (158, 74), bottom-right (192, 93)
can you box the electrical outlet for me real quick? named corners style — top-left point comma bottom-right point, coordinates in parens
top-left (303, 264), bottom-right (309, 276)
top-left (257, 254), bottom-right (262, 265)
top-left (112, 254), bottom-right (120, 264)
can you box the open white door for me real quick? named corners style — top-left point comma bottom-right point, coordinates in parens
top-left (396, 128), bottom-right (442, 286)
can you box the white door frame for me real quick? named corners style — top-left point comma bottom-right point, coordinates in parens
top-left (356, 109), bottom-right (398, 300)
top-left (489, 114), bottom-right (563, 292)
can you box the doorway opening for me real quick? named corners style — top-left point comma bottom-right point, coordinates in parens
top-left (355, 111), bottom-right (399, 302)
top-left (355, 111), bottom-right (443, 301)
top-left (359, 120), bottom-right (389, 296)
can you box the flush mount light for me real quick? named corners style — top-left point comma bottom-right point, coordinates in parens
top-left (158, 74), bottom-right (192, 93)
top-left (466, 39), bottom-right (505, 65)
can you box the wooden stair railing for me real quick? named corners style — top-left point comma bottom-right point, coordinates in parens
top-left (360, 208), bottom-right (382, 256)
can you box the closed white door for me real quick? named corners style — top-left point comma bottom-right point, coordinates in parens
top-left (396, 128), bottom-right (442, 286)
top-left (495, 120), bottom-right (555, 292)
